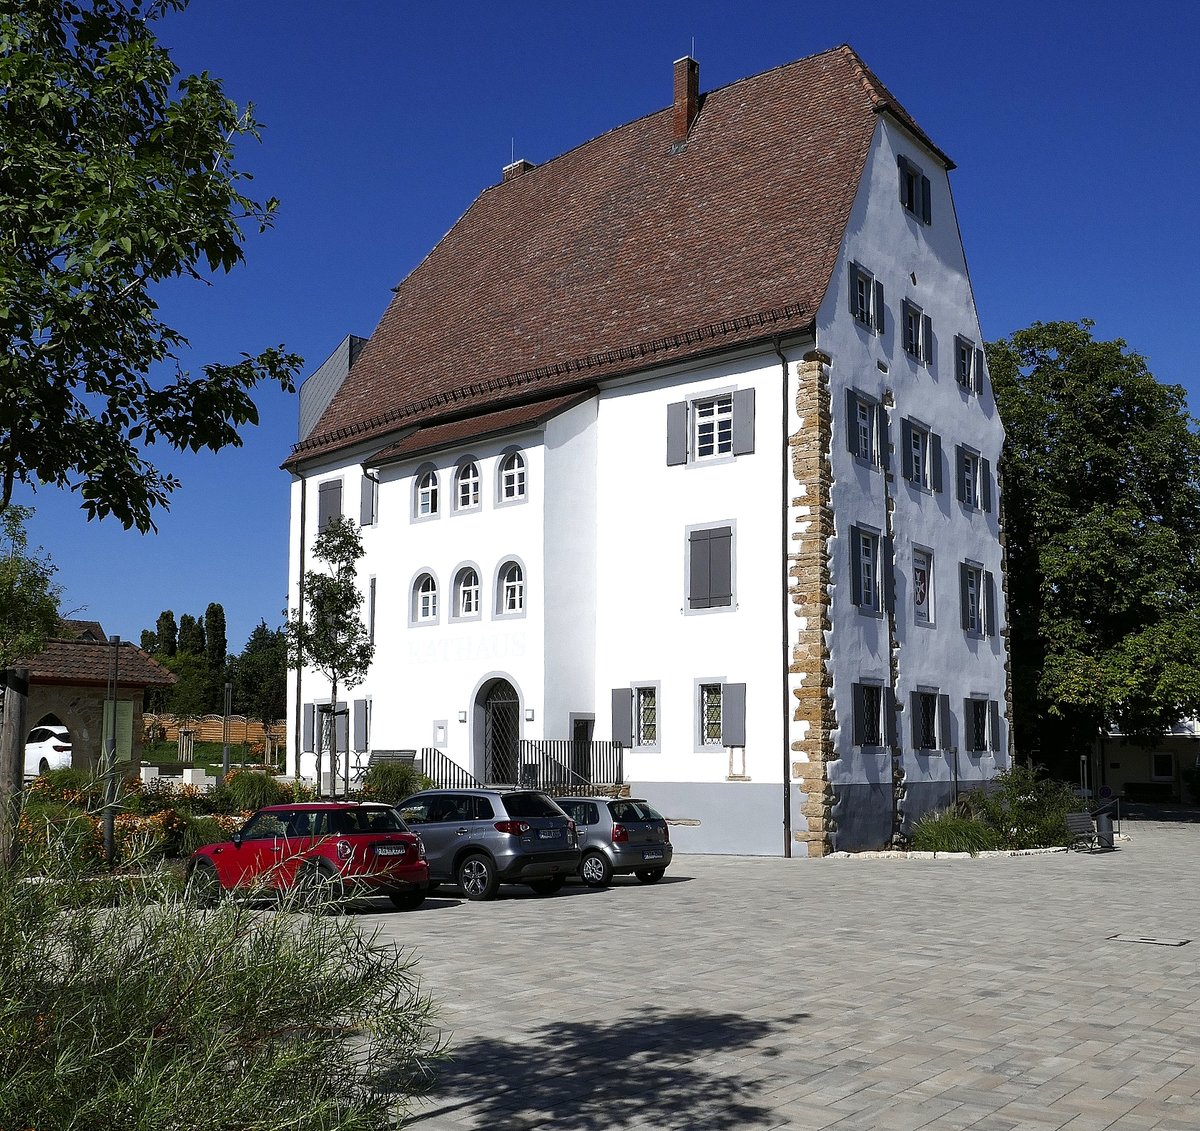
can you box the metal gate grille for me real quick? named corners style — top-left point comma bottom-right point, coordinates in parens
top-left (483, 680), bottom-right (520, 784)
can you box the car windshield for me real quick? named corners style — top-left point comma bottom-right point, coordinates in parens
top-left (503, 792), bottom-right (564, 819)
top-left (325, 808), bottom-right (409, 834)
top-left (608, 800), bottom-right (664, 822)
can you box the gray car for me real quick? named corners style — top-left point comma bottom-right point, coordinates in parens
top-left (553, 796), bottom-right (673, 887)
top-left (398, 789), bottom-right (579, 900)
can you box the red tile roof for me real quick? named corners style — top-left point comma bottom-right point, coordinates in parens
top-left (287, 45), bottom-right (946, 470)
top-left (26, 637), bottom-right (177, 689)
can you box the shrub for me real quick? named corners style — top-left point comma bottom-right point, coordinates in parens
top-left (359, 762), bottom-right (430, 806)
top-left (27, 767), bottom-right (102, 809)
top-left (218, 768), bottom-right (285, 813)
top-left (179, 813), bottom-right (243, 856)
top-left (911, 810), bottom-right (997, 855)
top-left (962, 762), bottom-right (1077, 849)
top-left (17, 800), bottom-right (103, 868)
top-left (0, 836), bottom-right (442, 1128)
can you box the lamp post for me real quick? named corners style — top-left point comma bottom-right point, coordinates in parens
top-left (104, 634), bottom-right (120, 869)
top-left (222, 682), bottom-right (232, 777)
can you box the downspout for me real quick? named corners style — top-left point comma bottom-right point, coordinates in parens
top-left (292, 475), bottom-right (307, 781)
top-left (773, 334), bottom-right (793, 858)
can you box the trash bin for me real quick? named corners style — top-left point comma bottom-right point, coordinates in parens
top-left (1095, 811), bottom-right (1114, 850)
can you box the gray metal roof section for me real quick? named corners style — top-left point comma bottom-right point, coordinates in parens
top-left (298, 334), bottom-right (368, 441)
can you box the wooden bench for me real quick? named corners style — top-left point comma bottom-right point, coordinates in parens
top-left (349, 748), bottom-right (416, 787)
top-left (1066, 810), bottom-right (1099, 852)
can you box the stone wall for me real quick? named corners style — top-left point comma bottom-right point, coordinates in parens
top-left (27, 685), bottom-right (144, 770)
top-left (788, 352), bottom-right (836, 856)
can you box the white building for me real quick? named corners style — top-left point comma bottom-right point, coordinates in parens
top-left (284, 47), bottom-right (1008, 855)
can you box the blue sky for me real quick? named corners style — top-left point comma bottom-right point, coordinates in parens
top-left (16, 0), bottom-right (1200, 655)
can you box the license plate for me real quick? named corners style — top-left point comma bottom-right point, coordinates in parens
top-left (539, 828), bottom-right (560, 839)
top-left (642, 849), bottom-right (664, 861)
top-left (375, 845), bottom-right (407, 857)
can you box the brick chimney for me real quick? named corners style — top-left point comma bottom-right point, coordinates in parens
top-left (673, 56), bottom-right (699, 142)
top-left (503, 158), bottom-right (536, 182)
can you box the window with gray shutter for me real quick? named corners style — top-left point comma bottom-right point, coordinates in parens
top-left (959, 562), bottom-right (971, 632)
top-left (882, 536), bottom-right (895, 612)
top-left (876, 404), bottom-right (890, 471)
top-left (955, 446), bottom-right (967, 504)
top-left (938, 694), bottom-right (953, 751)
top-left (846, 388), bottom-right (861, 458)
top-left (360, 474), bottom-right (376, 526)
top-left (666, 401), bottom-right (687, 465)
top-left (334, 704), bottom-right (348, 753)
top-left (318, 480), bottom-right (342, 531)
top-left (901, 418), bottom-right (914, 481)
top-left (721, 683), bottom-right (747, 746)
top-left (873, 279), bottom-right (885, 333)
top-left (353, 699), bottom-right (368, 752)
top-left (922, 313), bottom-right (933, 365)
top-left (883, 687), bottom-right (898, 748)
top-left (984, 571), bottom-right (997, 637)
top-left (302, 703), bottom-right (315, 752)
top-left (930, 432), bottom-right (943, 492)
top-left (981, 458), bottom-right (993, 513)
top-left (989, 700), bottom-right (1001, 752)
top-left (611, 688), bottom-right (633, 747)
top-left (974, 348), bottom-right (986, 394)
top-left (850, 527), bottom-right (864, 605)
top-left (731, 388), bottom-right (755, 455)
top-left (688, 526), bottom-right (733, 610)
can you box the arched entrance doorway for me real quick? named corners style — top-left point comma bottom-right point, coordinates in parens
top-left (477, 677), bottom-right (520, 785)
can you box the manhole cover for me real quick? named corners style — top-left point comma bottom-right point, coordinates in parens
top-left (1107, 934), bottom-right (1190, 947)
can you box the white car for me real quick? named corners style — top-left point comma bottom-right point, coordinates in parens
top-left (25, 725), bottom-right (72, 776)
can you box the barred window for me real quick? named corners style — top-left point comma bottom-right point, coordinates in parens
top-left (635, 686), bottom-right (657, 746)
top-left (700, 683), bottom-right (723, 745)
top-left (918, 692), bottom-right (938, 750)
top-left (970, 700), bottom-right (988, 752)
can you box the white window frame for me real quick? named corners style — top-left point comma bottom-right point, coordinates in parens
top-left (410, 571), bottom-right (439, 626)
top-left (633, 683), bottom-right (660, 751)
top-left (956, 335), bottom-right (977, 390)
top-left (851, 264), bottom-right (881, 330)
top-left (455, 460), bottom-right (481, 512)
top-left (451, 564), bottom-right (481, 622)
top-left (698, 681), bottom-right (723, 749)
top-left (413, 465), bottom-right (439, 520)
top-left (902, 300), bottom-right (925, 361)
top-left (856, 398), bottom-right (875, 464)
top-left (859, 530), bottom-right (878, 612)
top-left (495, 559), bottom-right (526, 618)
top-left (964, 564), bottom-right (983, 635)
top-left (497, 449), bottom-right (527, 505)
top-left (693, 393), bottom-right (734, 460)
top-left (961, 450), bottom-right (979, 509)
top-left (913, 547), bottom-right (934, 626)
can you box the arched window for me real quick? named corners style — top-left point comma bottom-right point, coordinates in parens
top-left (498, 450), bottom-right (526, 503)
top-left (414, 466), bottom-right (439, 518)
top-left (455, 567), bottom-right (481, 619)
top-left (412, 573), bottom-right (438, 623)
top-left (455, 460), bottom-right (480, 511)
top-left (497, 561), bottom-right (524, 615)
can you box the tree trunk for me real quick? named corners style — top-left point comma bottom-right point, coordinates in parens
top-left (0, 668), bottom-right (30, 866)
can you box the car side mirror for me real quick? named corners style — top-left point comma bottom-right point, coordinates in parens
top-left (231, 832), bottom-right (243, 848)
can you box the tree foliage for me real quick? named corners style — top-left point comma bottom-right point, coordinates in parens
top-left (177, 611), bottom-right (205, 656)
top-left (0, 0), bottom-right (301, 532)
top-left (231, 620), bottom-right (287, 725)
top-left (0, 505), bottom-right (61, 670)
top-left (153, 608), bottom-right (176, 656)
top-left (204, 601), bottom-right (226, 673)
top-left (988, 320), bottom-right (1200, 762)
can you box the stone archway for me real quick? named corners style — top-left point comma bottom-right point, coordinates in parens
top-left (473, 677), bottom-right (521, 785)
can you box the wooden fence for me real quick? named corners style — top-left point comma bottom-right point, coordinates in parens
top-left (144, 713), bottom-right (285, 747)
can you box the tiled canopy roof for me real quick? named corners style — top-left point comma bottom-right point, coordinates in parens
top-left (286, 45), bottom-right (946, 470)
top-left (26, 637), bottom-right (177, 689)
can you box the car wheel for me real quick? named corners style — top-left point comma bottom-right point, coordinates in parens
top-left (635, 868), bottom-right (665, 884)
top-left (389, 889), bottom-right (426, 911)
top-left (527, 876), bottom-right (566, 896)
top-left (580, 850), bottom-right (613, 888)
top-left (38, 758), bottom-right (49, 776)
top-left (457, 853), bottom-right (499, 901)
top-left (187, 862), bottom-right (222, 908)
top-left (293, 860), bottom-right (346, 912)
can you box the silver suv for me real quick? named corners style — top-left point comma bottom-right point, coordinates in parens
top-left (553, 796), bottom-right (672, 887)
top-left (398, 789), bottom-right (579, 900)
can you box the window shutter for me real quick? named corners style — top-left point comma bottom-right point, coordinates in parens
top-left (666, 401), bottom-right (688, 466)
top-left (689, 528), bottom-right (711, 609)
top-left (909, 691), bottom-right (921, 749)
top-left (900, 419), bottom-right (914, 481)
top-left (938, 694), bottom-right (952, 751)
top-left (359, 475), bottom-right (375, 526)
top-left (955, 446), bottom-right (966, 503)
top-left (922, 314), bottom-right (933, 365)
top-left (850, 527), bottom-right (864, 606)
top-left (989, 700), bottom-right (1001, 752)
top-left (883, 687), bottom-right (898, 749)
top-left (959, 562), bottom-right (971, 631)
top-left (334, 704), bottom-right (348, 753)
top-left (882, 535), bottom-right (895, 612)
top-left (302, 703), bottom-right (315, 752)
top-left (368, 576), bottom-right (377, 644)
top-left (897, 155), bottom-right (910, 204)
top-left (876, 405), bottom-right (890, 471)
top-left (353, 700), bottom-right (368, 752)
top-left (845, 389), bottom-right (860, 457)
top-left (318, 480), bottom-right (342, 531)
top-left (731, 388), bottom-right (755, 455)
top-left (974, 349), bottom-right (986, 394)
top-left (849, 264), bottom-right (861, 318)
top-left (930, 432), bottom-right (943, 492)
top-left (873, 280), bottom-right (885, 333)
top-left (611, 688), bottom-right (633, 747)
top-left (921, 175), bottom-right (932, 224)
top-left (981, 458), bottom-right (993, 513)
top-left (721, 683), bottom-right (747, 746)
top-left (852, 683), bottom-right (867, 745)
top-left (984, 571), bottom-right (997, 637)
top-left (709, 527), bottom-right (733, 607)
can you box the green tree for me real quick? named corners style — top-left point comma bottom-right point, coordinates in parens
top-left (988, 320), bottom-right (1200, 769)
top-left (160, 651), bottom-right (209, 724)
top-left (0, 0), bottom-right (301, 532)
top-left (204, 602), bottom-right (227, 676)
top-left (231, 621), bottom-right (287, 726)
top-left (0, 506), bottom-right (60, 671)
top-left (155, 609), bottom-right (177, 657)
top-left (139, 628), bottom-right (156, 653)
top-left (287, 517), bottom-right (374, 795)
top-left (177, 612), bottom-right (205, 656)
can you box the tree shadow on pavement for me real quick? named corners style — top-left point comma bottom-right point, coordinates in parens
top-left (403, 1006), bottom-right (808, 1129)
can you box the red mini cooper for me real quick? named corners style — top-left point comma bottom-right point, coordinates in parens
top-left (187, 802), bottom-right (429, 910)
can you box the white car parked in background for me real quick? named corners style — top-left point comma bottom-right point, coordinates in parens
top-left (25, 725), bottom-right (72, 776)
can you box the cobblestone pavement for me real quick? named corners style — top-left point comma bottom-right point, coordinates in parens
top-left (357, 817), bottom-right (1200, 1130)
